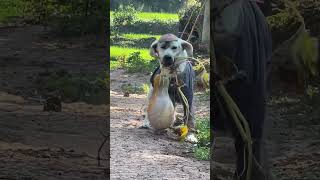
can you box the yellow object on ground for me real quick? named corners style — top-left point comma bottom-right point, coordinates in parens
top-left (179, 125), bottom-right (189, 141)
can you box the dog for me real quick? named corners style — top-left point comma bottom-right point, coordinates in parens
top-left (141, 34), bottom-right (198, 143)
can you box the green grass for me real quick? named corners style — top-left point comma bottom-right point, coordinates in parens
top-left (194, 147), bottom-right (210, 160)
top-left (110, 60), bottom-right (120, 70)
top-left (121, 83), bottom-right (149, 94)
top-left (122, 33), bottom-right (161, 40)
top-left (136, 12), bottom-right (179, 22)
top-left (0, 0), bottom-right (24, 22)
top-left (194, 118), bottom-right (210, 161)
top-left (110, 46), bottom-right (151, 60)
top-left (110, 11), bottom-right (179, 22)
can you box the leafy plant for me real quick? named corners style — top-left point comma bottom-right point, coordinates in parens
top-left (23, 0), bottom-right (106, 36)
top-left (0, 0), bottom-right (25, 23)
top-left (194, 147), bottom-right (210, 160)
top-left (126, 52), bottom-right (157, 73)
top-left (193, 118), bottom-right (210, 160)
top-left (121, 83), bottom-right (149, 94)
top-left (112, 4), bottom-right (138, 31)
top-left (38, 71), bottom-right (107, 104)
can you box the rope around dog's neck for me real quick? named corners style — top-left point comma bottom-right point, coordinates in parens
top-left (167, 56), bottom-right (208, 128)
top-left (173, 71), bottom-right (190, 127)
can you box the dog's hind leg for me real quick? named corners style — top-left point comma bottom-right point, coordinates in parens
top-left (139, 86), bottom-right (153, 129)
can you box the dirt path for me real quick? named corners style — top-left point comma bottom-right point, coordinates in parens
top-left (0, 25), bottom-right (108, 179)
top-left (0, 100), bottom-right (109, 179)
top-left (110, 70), bottom-right (210, 179)
top-left (212, 94), bottom-right (320, 180)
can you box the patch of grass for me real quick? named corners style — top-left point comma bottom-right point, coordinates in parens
top-left (122, 33), bottom-right (161, 40)
top-left (121, 83), bottom-right (149, 94)
top-left (197, 89), bottom-right (210, 101)
top-left (194, 147), bottom-right (210, 161)
top-left (110, 51), bottom-right (158, 73)
top-left (0, 0), bottom-right (24, 22)
top-left (110, 60), bottom-right (120, 70)
top-left (194, 118), bottom-right (210, 161)
top-left (111, 11), bottom-right (179, 22)
top-left (110, 34), bottom-right (157, 49)
top-left (116, 20), bottom-right (179, 34)
top-left (126, 52), bottom-right (157, 73)
top-left (37, 70), bottom-right (107, 104)
top-left (110, 46), bottom-right (151, 60)
top-left (137, 12), bottom-right (179, 22)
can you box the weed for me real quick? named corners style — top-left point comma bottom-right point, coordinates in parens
top-left (110, 46), bottom-right (151, 60)
top-left (121, 83), bottom-right (149, 94)
top-left (194, 118), bottom-right (210, 160)
top-left (111, 11), bottom-right (179, 23)
top-left (136, 12), bottom-right (178, 22)
top-left (37, 71), bottom-right (107, 104)
top-left (197, 89), bottom-right (210, 101)
top-left (112, 4), bottom-right (138, 30)
top-left (117, 55), bottom-right (128, 69)
top-left (0, 0), bottom-right (24, 22)
top-left (194, 147), bottom-right (210, 161)
top-left (126, 52), bottom-right (157, 73)
top-left (122, 33), bottom-right (161, 40)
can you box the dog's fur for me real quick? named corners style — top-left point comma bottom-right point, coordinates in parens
top-left (142, 34), bottom-right (197, 142)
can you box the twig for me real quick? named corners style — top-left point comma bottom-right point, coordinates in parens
top-left (97, 129), bottom-right (109, 166)
top-left (187, 0), bottom-right (208, 42)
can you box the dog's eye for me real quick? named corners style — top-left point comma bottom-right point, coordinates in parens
top-left (172, 46), bottom-right (177, 50)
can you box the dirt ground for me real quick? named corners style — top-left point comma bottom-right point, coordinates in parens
top-left (1, 25), bottom-right (319, 180)
top-left (212, 92), bottom-right (320, 180)
top-left (0, 25), bottom-right (108, 179)
top-left (110, 69), bottom-right (210, 179)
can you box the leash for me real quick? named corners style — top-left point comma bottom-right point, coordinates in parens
top-left (170, 59), bottom-right (191, 129)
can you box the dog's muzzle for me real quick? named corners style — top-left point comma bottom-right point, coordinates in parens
top-left (162, 55), bottom-right (174, 67)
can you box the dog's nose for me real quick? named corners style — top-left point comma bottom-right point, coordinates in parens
top-left (163, 55), bottom-right (173, 66)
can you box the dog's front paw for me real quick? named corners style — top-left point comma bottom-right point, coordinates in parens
top-left (185, 133), bottom-right (198, 143)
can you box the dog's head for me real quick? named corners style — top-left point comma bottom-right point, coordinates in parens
top-left (149, 34), bottom-right (193, 69)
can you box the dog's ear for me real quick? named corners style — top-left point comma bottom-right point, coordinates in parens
top-left (150, 40), bottom-right (159, 57)
top-left (181, 40), bottom-right (193, 57)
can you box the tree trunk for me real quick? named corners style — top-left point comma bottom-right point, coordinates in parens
top-left (202, 0), bottom-right (210, 44)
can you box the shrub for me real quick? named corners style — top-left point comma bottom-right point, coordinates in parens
top-left (193, 118), bottom-right (210, 160)
top-left (23, 0), bottom-right (106, 36)
top-left (37, 71), bottom-right (107, 104)
top-left (112, 4), bottom-right (138, 31)
top-left (126, 52), bottom-right (157, 73)
top-left (116, 20), bottom-right (179, 34)
top-left (121, 83), bottom-right (149, 94)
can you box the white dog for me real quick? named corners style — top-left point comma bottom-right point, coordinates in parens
top-left (142, 34), bottom-right (198, 143)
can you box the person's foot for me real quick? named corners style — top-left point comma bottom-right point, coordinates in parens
top-left (185, 132), bottom-right (198, 143)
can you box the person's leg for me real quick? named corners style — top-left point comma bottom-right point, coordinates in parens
top-left (234, 134), bottom-right (246, 180)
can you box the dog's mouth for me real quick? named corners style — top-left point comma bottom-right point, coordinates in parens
top-left (161, 61), bottom-right (174, 68)
top-left (161, 55), bottom-right (175, 67)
